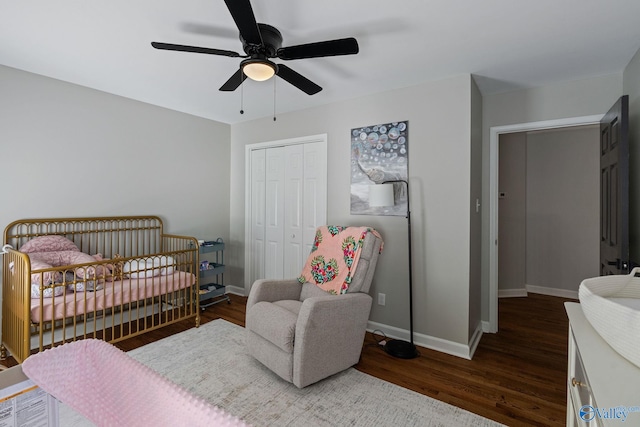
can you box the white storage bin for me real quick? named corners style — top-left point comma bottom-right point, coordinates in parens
top-left (579, 267), bottom-right (640, 369)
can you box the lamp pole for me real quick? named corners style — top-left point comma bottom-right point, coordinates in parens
top-left (382, 179), bottom-right (419, 359)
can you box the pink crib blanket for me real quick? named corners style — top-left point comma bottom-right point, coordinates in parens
top-left (22, 339), bottom-right (248, 427)
top-left (298, 226), bottom-right (383, 294)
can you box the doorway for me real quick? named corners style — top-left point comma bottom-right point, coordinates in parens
top-left (498, 126), bottom-right (600, 300)
top-left (487, 115), bottom-right (603, 332)
top-left (244, 134), bottom-right (328, 291)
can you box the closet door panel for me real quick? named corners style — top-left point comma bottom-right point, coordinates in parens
top-left (265, 147), bottom-right (285, 280)
top-left (250, 149), bottom-right (266, 284)
top-left (284, 144), bottom-right (304, 278)
top-left (303, 142), bottom-right (327, 256)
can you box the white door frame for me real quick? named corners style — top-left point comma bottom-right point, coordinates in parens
top-left (487, 115), bottom-right (602, 333)
top-left (244, 133), bottom-right (328, 290)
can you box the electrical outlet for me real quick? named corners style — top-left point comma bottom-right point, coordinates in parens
top-left (378, 293), bottom-right (386, 306)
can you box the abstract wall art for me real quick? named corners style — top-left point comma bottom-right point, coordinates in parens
top-left (350, 120), bottom-right (408, 216)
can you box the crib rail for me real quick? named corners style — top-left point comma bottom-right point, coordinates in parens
top-left (4, 215), bottom-right (166, 258)
top-left (2, 216), bottom-right (200, 363)
top-left (1, 249), bottom-right (31, 362)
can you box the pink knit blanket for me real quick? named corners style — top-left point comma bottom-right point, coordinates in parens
top-left (22, 339), bottom-right (248, 427)
top-left (298, 226), bottom-right (382, 294)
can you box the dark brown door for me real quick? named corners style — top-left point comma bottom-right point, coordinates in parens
top-left (600, 95), bottom-right (629, 275)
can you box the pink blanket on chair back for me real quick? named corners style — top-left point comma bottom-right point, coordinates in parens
top-left (298, 226), bottom-right (382, 294)
top-left (22, 339), bottom-right (248, 427)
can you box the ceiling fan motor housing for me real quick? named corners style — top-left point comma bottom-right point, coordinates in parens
top-left (241, 23), bottom-right (282, 57)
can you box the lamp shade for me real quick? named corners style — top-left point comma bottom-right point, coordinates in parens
top-left (369, 183), bottom-right (395, 207)
top-left (243, 60), bottom-right (276, 81)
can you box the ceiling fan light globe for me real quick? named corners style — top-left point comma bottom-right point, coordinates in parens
top-left (243, 61), bottom-right (276, 81)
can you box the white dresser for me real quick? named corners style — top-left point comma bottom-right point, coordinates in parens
top-left (565, 302), bottom-right (640, 426)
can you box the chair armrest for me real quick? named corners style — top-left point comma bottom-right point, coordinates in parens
top-left (246, 278), bottom-right (302, 312)
top-left (296, 293), bottom-right (373, 335)
top-left (292, 293), bottom-right (373, 387)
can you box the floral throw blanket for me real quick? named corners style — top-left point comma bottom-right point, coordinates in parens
top-left (298, 226), bottom-right (383, 294)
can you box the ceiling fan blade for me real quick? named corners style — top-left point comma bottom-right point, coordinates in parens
top-left (223, 0), bottom-right (263, 46)
top-left (151, 42), bottom-right (241, 58)
top-left (276, 64), bottom-right (322, 95)
top-left (219, 68), bottom-right (248, 91)
top-left (277, 37), bottom-right (359, 60)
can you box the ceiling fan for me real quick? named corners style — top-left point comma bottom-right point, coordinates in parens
top-left (151, 0), bottom-right (359, 95)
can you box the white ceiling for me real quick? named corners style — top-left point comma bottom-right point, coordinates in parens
top-left (2, 1), bottom-right (640, 124)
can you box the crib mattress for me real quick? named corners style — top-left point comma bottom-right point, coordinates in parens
top-left (31, 271), bottom-right (196, 323)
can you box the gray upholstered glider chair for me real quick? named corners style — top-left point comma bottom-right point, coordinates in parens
top-left (245, 227), bottom-right (383, 388)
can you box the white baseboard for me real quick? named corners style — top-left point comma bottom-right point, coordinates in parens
top-left (497, 285), bottom-right (578, 300)
top-left (367, 320), bottom-right (475, 360)
top-left (225, 285), bottom-right (247, 296)
top-left (525, 284), bottom-right (578, 300)
top-left (481, 320), bottom-right (494, 333)
top-left (467, 323), bottom-right (483, 359)
top-left (498, 288), bottom-right (527, 298)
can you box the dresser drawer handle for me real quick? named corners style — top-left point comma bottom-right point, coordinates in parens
top-left (571, 377), bottom-right (586, 388)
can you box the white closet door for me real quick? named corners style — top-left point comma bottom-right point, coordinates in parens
top-left (302, 142), bottom-right (327, 257)
top-left (284, 144), bottom-right (304, 278)
top-left (246, 135), bottom-right (327, 289)
top-left (250, 149), bottom-right (266, 284)
top-left (264, 147), bottom-right (285, 280)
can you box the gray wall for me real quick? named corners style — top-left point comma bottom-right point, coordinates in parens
top-left (498, 132), bottom-right (527, 292)
top-left (498, 127), bottom-right (600, 295)
top-left (482, 73), bottom-right (624, 321)
top-left (525, 126), bottom-right (600, 292)
top-left (624, 47), bottom-right (640, 266)
top-left (469, 78), bottom-right (483, 339)
top-left (230, 74), bottom-right (477, 347)
top-left (0, 64), bottom-right (231, 267)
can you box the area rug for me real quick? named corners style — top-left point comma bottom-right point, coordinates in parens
top-left (60, 319), bottom-right (503, 426)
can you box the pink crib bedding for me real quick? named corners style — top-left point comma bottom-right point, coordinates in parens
top-left (31, 271), bottom-right (195, 323)
top-left (22, 339), bottom-right (248, 426)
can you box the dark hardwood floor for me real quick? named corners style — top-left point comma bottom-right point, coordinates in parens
top-left (357, 293), bottom-right (572, 427)
top-left (3, 293), bottom-right (572, 426)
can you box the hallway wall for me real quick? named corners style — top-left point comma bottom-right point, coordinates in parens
top-left (498, 125), bottom-right (600, 297)
top-left (525, 126), bottom-right (600, 294)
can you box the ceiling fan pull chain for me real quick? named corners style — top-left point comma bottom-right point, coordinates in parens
top-left (240, 69), bottom-right (245, 114)
top-left (273, 77), bottom-right (277, 121)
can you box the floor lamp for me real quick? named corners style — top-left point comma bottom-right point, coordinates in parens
top-left (369, 180), bottom-right (419, 359)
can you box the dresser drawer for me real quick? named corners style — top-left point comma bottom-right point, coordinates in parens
top-left (568, 332), bottom-right (602, 426)
top-left (564, 303), bottom-right (640, 427)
